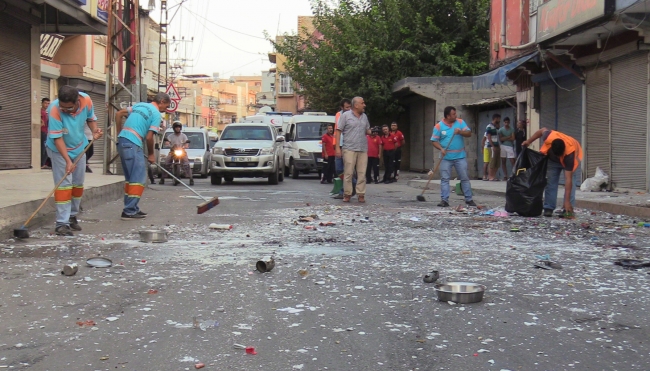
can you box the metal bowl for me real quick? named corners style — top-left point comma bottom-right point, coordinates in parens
top-left (434, 282), bottom-right (486, 304)
top-left (139, 230), bottom-right (168, 243)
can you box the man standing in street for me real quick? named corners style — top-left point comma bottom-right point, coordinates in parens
top-left (366, 126), bottom-right (381, 184)
top-left (522, 128), bottom-right (583, 219)
top-left (335, 96), bottom-right (370, 203)
top-left (41, 98), bottom-right (51, 169)
top-left (332, 98), bottom-right (353, 199)
top-left (498, 117), bottom-right (515, 180)
top-left (486, 114), bottom-right (501, 181)
top-left (46, 86), bottom-right (103, 236)
top-left (114, 93), bottom-right (171, 220)
top-left (390, 122), bottom-right (405, 181)
top-left (380, 124), bottom-right (396, 184)
top-left (321, 123), bottom-right (336, 184)
top-left (431, 106), bottom-right (476, 208)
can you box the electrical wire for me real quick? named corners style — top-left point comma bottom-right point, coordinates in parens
top-left (537, 45), bottom-right (580, 92)
top-left (221, 58), bottom-right (265, 76)
top-left (620, 0), bottom-right (648, 30)
top-left (183, 6), bottom-right (267, 40)
top-left (185, 11), bottom-right (264, 55)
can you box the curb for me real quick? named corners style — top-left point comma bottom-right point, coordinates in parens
top-left (406, 179), bottom-right (650, 218)
top-left (0, 180), bottom-right (125, 238)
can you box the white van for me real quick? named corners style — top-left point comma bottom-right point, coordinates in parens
top-left (241, 112), bottom-right (293, 133)
top-left (282, 112), bottom-right (335, 179)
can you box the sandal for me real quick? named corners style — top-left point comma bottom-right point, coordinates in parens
top-left (482, 176), bottom-right (488, 181)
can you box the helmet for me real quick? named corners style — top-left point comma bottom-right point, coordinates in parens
top-left (172, 121), bottom-right (182, 130)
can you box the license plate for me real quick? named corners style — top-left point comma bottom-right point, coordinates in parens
top-left (231, 157), bottom-right (251, 162)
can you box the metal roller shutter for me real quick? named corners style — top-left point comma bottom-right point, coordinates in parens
top-left (539, 81), bottom-right (556, 130)
top-left (41, 78), bottom-right (51, 101)
top-left (0, 13), bottom-right (32, 170)
top-left (556, 75), bottom-right (583, 144)
top-left (85, 92), bottom-right (106, 164)
top-left (611, 52), bottom-right (648, 190)
top-left (585, 66), bottom-right (611, 179)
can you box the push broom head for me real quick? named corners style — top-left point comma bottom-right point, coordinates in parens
top-left (197, 196), bottom-right (220, 214)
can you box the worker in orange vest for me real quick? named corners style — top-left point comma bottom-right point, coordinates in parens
top-left (522, 128), bottom-right (583, 219)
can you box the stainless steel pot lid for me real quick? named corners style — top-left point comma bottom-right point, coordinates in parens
top-left (86, 257), bottom-right (113, 268)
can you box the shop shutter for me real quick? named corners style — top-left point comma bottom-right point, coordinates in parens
top-left (555, 75), bottom-right (583, 145)
top-left (0, 13), bottom-right (32, 170)
top-left (41, 78), bottom-right (51, 101)
top-left (585, 66), bottom-right (611, 179)
top-left (611, 52), bottom-right (648, 190)
top-left (539, 81), bottom-right (556, 130)
top-left (85, 92), bottom-right (106, 165)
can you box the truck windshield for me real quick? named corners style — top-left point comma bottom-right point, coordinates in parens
top-left (220, 126), bottom-right (273, 141)
top-left (296, 122), bottom-right (330, 141)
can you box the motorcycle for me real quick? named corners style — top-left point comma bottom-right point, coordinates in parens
top-left (169, 140), bottom-right (191, 186)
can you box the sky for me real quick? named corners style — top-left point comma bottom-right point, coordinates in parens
top-left (148, 0), bottom-right (314, 79)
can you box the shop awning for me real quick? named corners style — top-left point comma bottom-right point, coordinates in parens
top-left (472, 51), bottom-right (540, 90)
top-left (462, 95), bottom-right (516, 107)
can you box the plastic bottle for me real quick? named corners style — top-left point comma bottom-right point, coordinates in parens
top-left (209, 223), bottom-right (233, 230)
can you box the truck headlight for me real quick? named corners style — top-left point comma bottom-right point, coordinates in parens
top-left (260, 147), bottom-right (274, 155)
top-left (213, 147), bottom-right (224, 155)
top-left (299, 149), bottom-right (310, 158)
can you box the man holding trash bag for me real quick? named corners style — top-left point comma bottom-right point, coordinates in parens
top-left (522, 128), bottom-right (583, 218)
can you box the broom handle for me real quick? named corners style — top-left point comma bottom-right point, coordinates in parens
top-left (23, 138), bottom-right (96, 228)
top-left (420, 133), bottom-right (457, 195)
top-left (151, 161), bottom-right (209, 201)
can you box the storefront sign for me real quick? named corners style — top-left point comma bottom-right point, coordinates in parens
top-left (72, 0), bottom-right (92, 15)
top-left (91, 0), bottom-right (109, 24)
top-left (40, 34), bottom-right (65, 62)
top-left (537, 0), bottom-right (614, 42)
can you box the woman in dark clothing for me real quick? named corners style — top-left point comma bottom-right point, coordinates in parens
top-left (515, 120), bottom-right (527, 156)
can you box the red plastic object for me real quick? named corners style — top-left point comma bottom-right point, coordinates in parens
top-left (245, 347), bottom-right (257, 355)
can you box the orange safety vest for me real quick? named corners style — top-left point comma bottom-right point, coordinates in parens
top-left (540, 131), bottom-right (583, 171)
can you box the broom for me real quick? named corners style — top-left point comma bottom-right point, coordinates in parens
top-left (151, 161), bottom-right (219, 214)
top-left (416, 133), bottom-right (456, 202)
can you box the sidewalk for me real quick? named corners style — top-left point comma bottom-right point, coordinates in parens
top-left (406, 175), bottom-right (650, 218)
top-left (0, 162), bottom-right (124, 236)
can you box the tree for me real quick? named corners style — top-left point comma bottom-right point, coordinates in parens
top-left (269, 0), bottom-right (490, 117)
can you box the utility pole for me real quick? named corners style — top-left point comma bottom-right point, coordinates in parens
top-left (157, 0), bottom-right (168, 92)
top-left (192, 89), bottom-right (196, 127)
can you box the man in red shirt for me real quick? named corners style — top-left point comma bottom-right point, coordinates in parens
top-left (366, 126), bottom-right (381, 184)
top-left (41, 98), bottom-right (51, 169)
top-left (380, 124), bottom-right (397, 184)
top-left (390, 122), bottom-right (405, 181)
top-left (321, 123), bottom-right (336, 184)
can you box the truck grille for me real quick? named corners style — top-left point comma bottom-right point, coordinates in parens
top-left (225, 162), bottom-right (259, 168)
top-left (224, 148), bottom-right (259, 156)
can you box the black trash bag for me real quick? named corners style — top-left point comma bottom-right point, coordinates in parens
top-left (505, 147), bottom-right (548, 217)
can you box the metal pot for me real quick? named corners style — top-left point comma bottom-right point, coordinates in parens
top-left (434, 282), bottom-right (486, 304)
top-left (139, 230), bottom-right (168, 243)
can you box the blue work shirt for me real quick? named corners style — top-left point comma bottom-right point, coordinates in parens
top-left (118, 103), bottom-right (162, 148)
top-left (431, 119), bottom-right (470, 161)
top-left (46, 92), bottom-right (96, 159)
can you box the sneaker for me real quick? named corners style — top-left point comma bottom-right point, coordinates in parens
top-left (374, 180), bottom-right (379, 184)
top-left (55, 225), bottom-right (74, 236)
top-left (465, 200), bottom-right (477, 207)
top-left (121, 212), bottom-right (146, 220)
top-left (137, 211), bottom-right (148, 217)
top-left (68, 216), bottom-right (82, 231)
top-left (189, 179), bottom-right (194, 186)
top-left (159, 179), bottom-right (165, 185)
top-left (543, 209), bottom-right (554, 217)
top-left (85, 166), bottom-right (93, 173)
top-left (332, 194), bottom-right (344, 199)
top-left (437, 200), bottom-right (449, 207)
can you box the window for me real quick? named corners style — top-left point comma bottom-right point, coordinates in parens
top-left (295, 122), bottom-right (330, 141)
top-left (280, 74), bottom-right (293, 94)
top-left (220, 126), bottom-right (272, 141)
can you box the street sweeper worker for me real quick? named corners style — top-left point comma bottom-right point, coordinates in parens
top-left (115, 92), bottom-right (171, 221)
top-left (46, 85), bottom-right (103, 236)
top-left (522, 128), bottom-right (583, 219)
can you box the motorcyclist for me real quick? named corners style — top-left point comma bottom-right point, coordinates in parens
top-left (159, 121), bottom-right (194, 185)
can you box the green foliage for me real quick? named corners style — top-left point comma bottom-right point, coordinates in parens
top-left (269, 0), bottom-right (490, 117)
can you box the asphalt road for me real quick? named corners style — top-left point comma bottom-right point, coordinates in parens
top-left (1, 173), bottom-right (649, 370)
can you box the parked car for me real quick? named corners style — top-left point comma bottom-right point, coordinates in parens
top-left (210, 123), bottom-right (285, 185)
top-left (240, 111), bottom-right (293, 133)
top-left (282, 112), bottom-right (335, 179)
top-left (153, 127), bottom-right (211, 178)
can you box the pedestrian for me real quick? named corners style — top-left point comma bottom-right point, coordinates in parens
top-left (332, 98), bottom-right (352, 200)
top-left (366, 126), bottom-right (381, 184)
top-left (522, 128), bottom-right (583, 219)
top-left (114, 93), bottom-right (171, 220)
top-left (83, 122), bottom-right (94, 173)
top-left (321, 123), bottom-right (336, 184)
top-left (498, 117), bottom-right (516, 179)
top-left (390, 122), bottom-right (405, 181)
top-left (431, 106), bottom-right (476, 208)
top-left (380, 125), bottom-right (396, 184)
top-left (41, 98), bottom-right (51, 169)
top-left (45, 85), bottom-right (103, 236)
top-left (515, 119), bottom-right (527, 157)
top-left (486, 114), bottom-right (501, 181)
top-left (335, 96), bottom-right (370, 203)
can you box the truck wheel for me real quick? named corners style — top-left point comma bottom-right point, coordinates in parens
top-left (278, 158), bottom-right (285, 182)
top-left (268, 168), bottom-right (279, 185)
top-left (291, 160), bottom-right (299, 179)
top-left (211, 174), bottom-right (222, 185)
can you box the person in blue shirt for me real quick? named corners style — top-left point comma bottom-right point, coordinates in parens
top-left (431, 106), bottom-right (476, 208)
top-left (115, 93), bottom-right (171, 220)
top-left (46, 85), bottom-right (103, 236)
